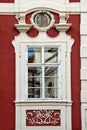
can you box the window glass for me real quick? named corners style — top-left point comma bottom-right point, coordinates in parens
top-left (28, 48), bottom-right (41, 63)
top-left (34, 12), bottom-right (51, 27)
top-left (45, 67), bottom-right (58, 98)
top-left (45, 48), bottom-right (58, 63)
top-left (27, 47), bottom-right (60, 99)
top-left (28, 67), bottom-right (42, 98)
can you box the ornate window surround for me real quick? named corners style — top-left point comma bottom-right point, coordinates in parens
top-left (12, 4), bottom-right (74, 130)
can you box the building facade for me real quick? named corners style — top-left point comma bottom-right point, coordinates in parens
top-left (0, 0), bottom-right (87, 130)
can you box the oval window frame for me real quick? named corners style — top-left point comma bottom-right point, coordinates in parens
top-left (30, 11), bottom-right (55, 31)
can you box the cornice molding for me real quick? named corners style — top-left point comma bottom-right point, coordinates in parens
top-left (54, 23), bottom-right (72, 32)
top-left (0, 2), bottom-right (81, 15)
top-left (15, 24), bottom-right (32, 32)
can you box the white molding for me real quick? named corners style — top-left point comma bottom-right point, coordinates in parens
top-left (0, 3), bottom-right (14, 15)
top-left (81, 104), bottom-right (87, 130)
top-left (81, 46), bottom-right (87, 58)
top-left (12, 23), bottom-right (74, 130)
top-left (15, 24), bottom-right (32, 32)
top-left (55, 23), bottom-right (72, 32)
top-left (0, 2), bottom-right (81, 15)
top-left (69, 3), bottom-right (81, 14)
top-left (81, 24), bottom-right (87, 35)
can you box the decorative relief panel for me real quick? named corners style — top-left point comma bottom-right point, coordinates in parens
top-left (26, 109), bottom-right (61, 126)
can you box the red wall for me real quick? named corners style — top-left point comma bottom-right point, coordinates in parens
top-left (0, 15), bottom-right (18, 130)
top-left (0, 0), bottom-right (14, 2)
top-left (0, 14), bottom-right (81, 130)
top-left (67, 15), bottom-right (81, 130)
top-left (69, 0), bottom-right (80, 2)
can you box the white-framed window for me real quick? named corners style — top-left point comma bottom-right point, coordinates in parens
top-left (26, 46), bottom-right (61, 99)
top-left (19, 42), bottom-right (66, 102)
top-left (13, 35), bottom-right (73, 130)
top-left (12, 10), bottom-right (74, 130)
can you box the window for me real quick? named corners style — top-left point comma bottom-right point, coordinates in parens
top-left (30, 11), bottom-right (55, 31)
top-left (13, 6), bottom-right (74, 130)
top-left (27, 46), bottom-right (61, 99)
top-left (33, 12), bottom-right (51, 27)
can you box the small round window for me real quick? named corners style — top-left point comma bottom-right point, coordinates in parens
top-left (31, 11), bottom-right (55, 31)
top-left (34, 12), bottom-right (51, 27)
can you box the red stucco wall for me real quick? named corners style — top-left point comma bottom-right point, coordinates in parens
top-left (0, 0), bottom-right (14, 2)
top-left (68, 15), bottom-right (81, 130)
top-left (0, 15), bottom-right (18, 130)
top-left (0, 14), bottom-right (81, 130)
top-left (69, 0), bottom-right (80, 2)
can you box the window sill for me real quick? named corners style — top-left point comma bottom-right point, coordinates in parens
top-left (14, 100), bottom-right (72, 106)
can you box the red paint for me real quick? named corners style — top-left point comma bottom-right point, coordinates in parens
top-left (27, 27), bottom-right (39, 37)
top-left (47, 27), bottom-right (59, 37)
top-left (67, 15), bottom-right (81, 130)
top-left (0, 0), bottom-right (14, 2)
top-left (0, 14), bottom-right (81, 130)
top-left (69, 0), bottom-right (80, 2)
top-left (0, 15), bottom-right (18, 130)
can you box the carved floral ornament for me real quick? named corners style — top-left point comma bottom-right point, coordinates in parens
top-left (26, 109), bottom-right (61, 126)
top-left (15, 10), bottom-right (72, 33)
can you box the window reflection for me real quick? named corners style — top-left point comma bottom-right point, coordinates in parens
top-left (28, 67), bottom-right (42, 98)
top-left (34, 12), bottom-right (51, 27)
top-left (45, 48), bottom-right (58, 63)
top-left (28, 47), bottom-right (59, 99)
top-left (45, 67), bottom-right (58, 98)
top-left (28, 48), bottom-right (41, 63)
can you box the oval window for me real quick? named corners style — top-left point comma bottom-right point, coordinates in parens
top-left (34, 12), bottom-right (51, 27)
top-left (31, 11), bottom-right (55, 31)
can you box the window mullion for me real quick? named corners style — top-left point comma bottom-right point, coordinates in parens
top-left (42, 66), bottom-right (45, 99)
top-left (57, 47), bottom-right (61, 99)
top-left (42, 47), bottom-right (45, 99)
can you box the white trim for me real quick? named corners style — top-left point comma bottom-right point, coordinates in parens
top-left (12, 28), bottom-right (74, 130)
top-left (10, 1), bottom-right (75, 130)
top-left (0, 3), bottom-right (14, 15)
top-left (0, 2), bottom-right (82, 15)
top-left (42, 47), bottom-right (44, 99)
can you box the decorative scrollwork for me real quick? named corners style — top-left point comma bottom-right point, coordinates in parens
top-left (26, 109), bottom-right (61, 126)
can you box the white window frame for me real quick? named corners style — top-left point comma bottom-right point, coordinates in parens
top-left (22, 44), bottom-right (65, 101)
top-left (12, 30), bottom-right (74, 130)
top-left (23, 43), bottom-right (65, 101)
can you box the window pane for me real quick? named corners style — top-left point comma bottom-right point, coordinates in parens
top-left (34, 12), bottom-right (51, 27)
top-left (44, 48), bottom-right (58, 63)
top-left (27, 47), bottom-right (60, 99)
top-left (45, 67), bottom-right (58, 77)
top-left (28, 67), bottom-right (42, 98)
top-left (45, 88), bottom-right (58, 98)
top-left (45, 67), bottom-right (58, 98)
top-left (28, 48), bottom-right (41, 63)
top-left (28, 88), bottom-right (41, 98)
